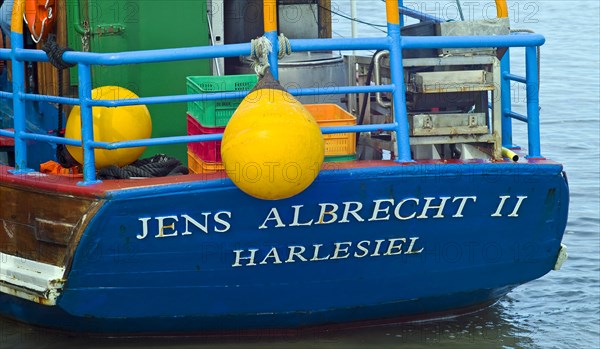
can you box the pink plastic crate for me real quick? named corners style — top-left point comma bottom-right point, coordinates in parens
top-left (187, 114), bottom-right (224, 163)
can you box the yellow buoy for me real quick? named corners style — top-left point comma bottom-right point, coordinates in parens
top-left (65, 86), bottom-right (152, 169)
top-left (221, 71), bottom-right (324, 200)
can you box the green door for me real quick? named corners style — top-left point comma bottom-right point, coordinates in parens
top-left (67, 0), bottom-right (211, 163)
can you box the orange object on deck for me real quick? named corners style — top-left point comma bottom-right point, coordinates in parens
top-left (40, 160), bottom-right (81, 176)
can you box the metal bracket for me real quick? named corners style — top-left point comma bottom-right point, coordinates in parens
top-left (468, 114), bottom-right (478, 127)
top-left (423, 115), bottom-right (433, 129)
top-left (95, 24), bottom-right (126, 35)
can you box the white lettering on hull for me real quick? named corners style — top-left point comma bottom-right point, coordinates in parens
top-left (231, 237), bottom-right (425, 267)
top-left (491, 195), bottom-right (528, 217)
top-left (256, 196), bottom-right (481, 230)
top-left (129, 193), bottom-right (534, 270)
top-left (136, 211), bottom-right (233, 239)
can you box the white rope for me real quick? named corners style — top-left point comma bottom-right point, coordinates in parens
top-left (250, 36), bottom-right (272, 76)
top-left (250, 34), bottom-right (292, 77)
top-left (278, 33), bottom-right (292, 59)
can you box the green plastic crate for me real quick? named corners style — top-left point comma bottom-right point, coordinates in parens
top-left (187, 74), bottom-right (258, 127)
top-left (324, 154), bottom-right (357, 162)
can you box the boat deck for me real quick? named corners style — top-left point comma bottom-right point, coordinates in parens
top-left (0, 156), bottom-right (559, 198)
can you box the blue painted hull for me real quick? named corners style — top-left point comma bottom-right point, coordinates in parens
top-left (0, 163), bottom-right (569, 333)
top-left (0, 286), bottom-right (511, 334)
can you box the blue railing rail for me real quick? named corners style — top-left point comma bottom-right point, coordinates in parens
top-left (0, 30), bottom-right (544, 185)
top-left (501, 46), bottom-right (542, 158)
top-left (396, 2), bottom-right (541, 160)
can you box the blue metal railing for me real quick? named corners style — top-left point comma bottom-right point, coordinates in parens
top-left (0, 24), bottom-right (544, 185)
top-left (501, 45), bottom-right (543, 158)
top-left (398, 2), bottom-right (543, 159)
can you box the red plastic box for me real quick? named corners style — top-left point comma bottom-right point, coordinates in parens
top-left (187, 114), bottom-right (224, 163)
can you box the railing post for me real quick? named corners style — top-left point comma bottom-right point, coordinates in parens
top-left (500, 49), bottom-right (514, 148)
top-left (263, 0), bottom-right (279, 79)
top-left (398, 0), bottom-right (404, 26)
top-left (8, 0), bottom-right (32, 174)
top-left (77, 63), bottom-right (101, 185)
top-left (525, 46), bottom-right (543, 159)
top-left (386, 0), bottom-right (412, 162)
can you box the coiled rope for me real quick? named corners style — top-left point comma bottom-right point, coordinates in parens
top-left (278, 34), bottom-right (292, 58)
top-left (42, 34), bottom-right (75, 70)
top-left (250, 34), bottom-right (291, 76)
top-left (98, 154), bottom-right (189, 180)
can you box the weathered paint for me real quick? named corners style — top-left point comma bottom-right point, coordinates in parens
top-left (0, 183), bottom-right (100, 265)
top-left (0, 252), bottom-right (66, 305)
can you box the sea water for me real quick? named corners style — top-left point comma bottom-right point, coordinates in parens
top-left (0, 1), bottom-right (598, 348)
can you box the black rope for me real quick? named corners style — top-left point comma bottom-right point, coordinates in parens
top-left (42, 34), bottom-right (76, 70)
top-left (98, 154), bottom-right (189, 180)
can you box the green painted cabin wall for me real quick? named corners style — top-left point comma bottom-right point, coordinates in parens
top-left (67, 0), bottom-right (211, 163)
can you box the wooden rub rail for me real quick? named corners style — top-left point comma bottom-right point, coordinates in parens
top-left (0, 185), bottom-right (99, 266)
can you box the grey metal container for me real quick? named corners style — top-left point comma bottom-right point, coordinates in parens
top-left (233, 52), bottom-right (348, 106)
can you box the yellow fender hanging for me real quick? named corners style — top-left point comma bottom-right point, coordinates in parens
top-left (221, 71), bottom-right (325, 200)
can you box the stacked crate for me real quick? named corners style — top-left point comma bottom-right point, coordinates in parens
top-left (186, 75), bottom-right (258, 173)
top-left (303, 104), bottom-right (357, 162)
top-left (186, 75), bottom-right (357, 173)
